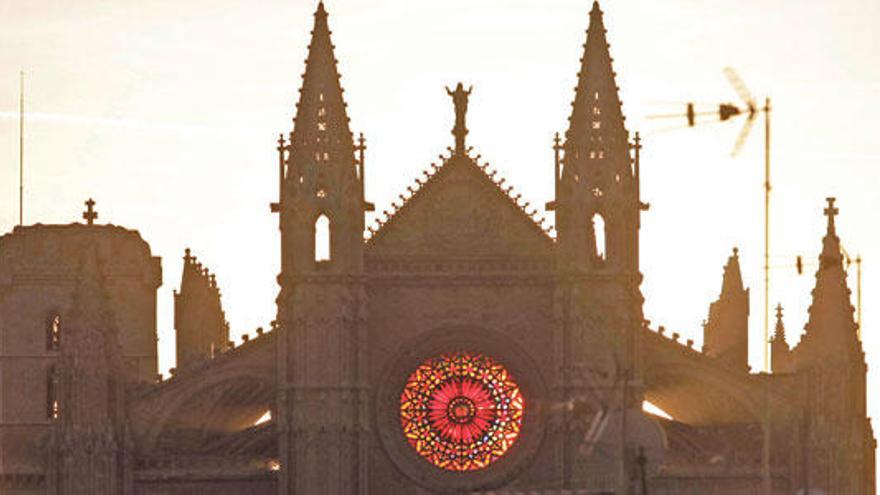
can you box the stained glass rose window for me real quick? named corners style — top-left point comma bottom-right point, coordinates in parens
top-left (399, 352), bottom-right (524, 471)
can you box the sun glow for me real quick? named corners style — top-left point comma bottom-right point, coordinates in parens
top-left (642, 400), bottom-right (674, 421)
top-left (254, 410), bottom-right (271, 426)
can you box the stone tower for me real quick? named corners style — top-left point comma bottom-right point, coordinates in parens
top-left (788, 198), bottom-right (874, 494)
top-left (0, 220), bottom-right (160, 485)
top-left (174, 249), bottom-right (229, 369)
top-left (274, 3), bottom-right (370, 493)
top-left (548, 0), bottom-right (647, 486)
top-left (703, 248), bottom-right (750, 371)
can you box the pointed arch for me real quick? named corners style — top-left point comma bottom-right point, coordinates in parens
top-left (592, 213), bottom-right (606, 260)
top-left (315, 214), bottom-right (331, 262)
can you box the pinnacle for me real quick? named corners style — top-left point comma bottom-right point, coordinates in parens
top-left (772, 303), bottom-right (786, 342)
top-left (286, 0), bottom-right (357, 182)
top-left (802, 198), bottom-right (859, 352)
top-left (563, 0), bottom-right (627, 162)
top-left (720, 247), bottom-right (744, 295)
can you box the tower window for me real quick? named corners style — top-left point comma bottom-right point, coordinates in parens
top-left (47, 365), bottom-right (59, 420)
top-left (46, 314), bottom-right (61, 351)
top-left (592, 213), bottom-right (606, 260)
top-left (315, 214), bottom-right (331, 263)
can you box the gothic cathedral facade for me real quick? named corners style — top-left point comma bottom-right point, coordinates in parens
top-left (0, 2), bottom-right (873, 494)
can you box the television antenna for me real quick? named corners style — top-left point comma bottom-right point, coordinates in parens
top-left (648, 68), bottom-right (772, 372)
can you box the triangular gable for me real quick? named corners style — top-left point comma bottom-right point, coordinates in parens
top-left (366, 153), bottom-right (553, 258)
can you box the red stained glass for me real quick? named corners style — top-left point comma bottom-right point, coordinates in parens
top-left (399, 352), bottom-right (525, 471)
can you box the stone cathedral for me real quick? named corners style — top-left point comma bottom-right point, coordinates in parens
top-left (0, 2), bottom-right (874, 494)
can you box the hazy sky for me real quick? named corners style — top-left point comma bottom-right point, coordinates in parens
top-left (1, 0), bottom-right (878, 458)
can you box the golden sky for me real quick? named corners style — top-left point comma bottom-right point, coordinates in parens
top-left (1, 0), bottom-right (878, 457)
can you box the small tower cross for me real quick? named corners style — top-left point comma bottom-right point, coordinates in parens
top-left (824, 197), bottom-right (839, 233)
top-left (82, 198), bottom-right (98, 225)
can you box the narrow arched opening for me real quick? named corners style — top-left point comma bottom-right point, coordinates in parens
top-left (315, 214), bottom-right (331, 262)
top-left (47, 365), bottom-right (59, 420)
top-left (46, 313), bottom-right (61, 351)
top-left (592, 213), bottom-right (606, 260)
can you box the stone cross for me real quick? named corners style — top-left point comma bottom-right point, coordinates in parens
top-left (83, 198), bottom-right (98, 225)
top-left (824, 197), bottom-right (838, 232)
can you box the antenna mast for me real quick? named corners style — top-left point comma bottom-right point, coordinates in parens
top-left (647, 69), bottom-right (773, 371)
top-left (19, 71), bottom-right (24, 226)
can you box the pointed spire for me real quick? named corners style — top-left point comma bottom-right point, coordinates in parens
top-left (772, 303), bottom-right (786, 343)
top-left (801, 198), bottom-right (859, 354)
top-left (703, 247), bottom-right (750, 371)
top-left (770, 303), bottom-right (792, 373)
top-left (175, 249), bottom-right (229, 367)
top-left (289, 1), bottom-right (355, 171)
top-left (565, 0), bottom-right (627, 158)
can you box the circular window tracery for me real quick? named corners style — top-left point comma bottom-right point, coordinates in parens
top-left (399, 352), bottom-right (524, 471)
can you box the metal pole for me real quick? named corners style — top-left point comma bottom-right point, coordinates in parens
top-left (19, 71), bottom-right (24, 226)
top-left (762, 376), bottom-right (772, 494)
top-left (763, 98), bottom-right (771, 372)
top-left (762, 98), bottom-right (772, 495)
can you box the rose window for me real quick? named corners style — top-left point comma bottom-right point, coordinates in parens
top-left (399, 352), bottom-right (524, 471)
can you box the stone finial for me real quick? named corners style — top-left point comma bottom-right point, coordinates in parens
top-left (82, 198), bottom-right (98, 225)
